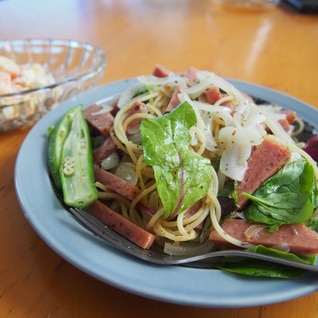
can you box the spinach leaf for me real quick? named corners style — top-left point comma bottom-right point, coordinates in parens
top-left (219, 245), bottom-right (316, 279)
top-left (219, 258), bottom-right (305, 279)
top-left (249, 245), bottom-right (316, 264)
top-left (244, 158), bottom-right (316, 232)
top-left (140, 102), bottom-right (212, 219)
top-left (307, 217), bottom-right (318, 231)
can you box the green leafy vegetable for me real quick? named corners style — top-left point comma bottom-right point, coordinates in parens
top-left (219, 245), bottom-right (316, 279)
top-left (249, 245), bottom-right (316, 264)
top-left (219, 258), bottom-right (305, 279)
top-left (244, 158), bottom-right (317, 232)
top-left (135, 85), bottom-right (156, 97)
top-left (140, 102), bottom-right (212, 219)
top-left (307, 217), bottom-right (318, 231)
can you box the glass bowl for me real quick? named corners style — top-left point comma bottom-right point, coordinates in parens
top-left (0, 39), bottom-right (106, 132)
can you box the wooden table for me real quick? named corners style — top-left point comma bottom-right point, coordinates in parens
top-left (1, 0), bottom-right (318, 317)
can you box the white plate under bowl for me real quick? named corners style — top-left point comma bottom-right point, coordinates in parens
top-left (14, 78), bottom-right (318, 308)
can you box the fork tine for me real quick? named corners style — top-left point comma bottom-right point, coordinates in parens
top-left (68, 208), bottom-right (318, 272)
top-left (68, 208), bottom-right (170, 263)
top-left (69, 208), bottom-right (134, 250)
top-left (68, 207), bottom-right (204, 265)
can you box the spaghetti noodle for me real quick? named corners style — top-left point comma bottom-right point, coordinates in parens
top-left (90, 67), bottom-right (318, 255)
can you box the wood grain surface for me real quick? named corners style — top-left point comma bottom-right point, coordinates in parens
top-left (1, 0), bottom-right (318, 317)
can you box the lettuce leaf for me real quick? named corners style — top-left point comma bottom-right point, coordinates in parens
top-left (243, 158), bottom-right (316, 232)
top-left (219, 245), bottom-right (316, 279)
top-left (140, 102), bottom-right (212, 219)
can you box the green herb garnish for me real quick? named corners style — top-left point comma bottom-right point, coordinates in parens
top-left (243, 158), bottom-right (317, 232)
top-left (140, 102), bottom-right (212, 219)
top-left (219, 245), bottom-right (316, 279)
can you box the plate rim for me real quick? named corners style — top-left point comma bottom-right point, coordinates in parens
top-left (14, 77), bottom-right (318, 308)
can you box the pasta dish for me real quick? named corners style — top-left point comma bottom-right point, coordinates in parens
top-left (48, 65), bottom-right (318, 277)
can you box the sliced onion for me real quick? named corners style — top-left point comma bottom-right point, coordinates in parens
top-left (178, 92), bottom-right (218, 151)
top-left (244, 224), bottom-right (266, 239)
top-left (101, 151), bottom-right (120, 170)
top-left (264, 114), bottom-right (295, 144)
top-left (137, 75), bottom-right (169, 86)
top-left (219, 125), bottom-right (263, 181)
top-left (115, 162), bottom-right (138, 185)
top-left (181, 72), bottom-right (217, 99)
top-left (271, 243), bottom-right (290, 253)
top-left (164, 240), bottom-right (214, 256)
top-left (91, 104), bottom-right (114, 115)
top-left (117, 83), bottom-right (144, 108)
top-left (137, 74), bottom-right (187, 89)
top-left (128, 131), bottom-right (142, 144)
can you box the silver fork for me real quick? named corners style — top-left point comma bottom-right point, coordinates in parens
top-left (69, 207), bottom-right (318, 272)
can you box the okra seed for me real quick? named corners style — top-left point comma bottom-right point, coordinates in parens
top-left (63, 156), bottom-right (75, 175)
top-left (64, 156), bottom-right (74, 163)
top-left (63, 166), bottom-right (74, 176)
top-left (79, 139), bottom-right (87, 154)
top-left (64, 161), bottom-right (74, 168)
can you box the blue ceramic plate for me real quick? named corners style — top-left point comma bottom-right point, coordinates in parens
top-left (15, 78), bottom-right (318, 308)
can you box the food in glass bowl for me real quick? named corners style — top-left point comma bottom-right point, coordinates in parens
top-left (0, 56), bottom-right (57, 121)
top-left (0, 39), bottom-right (106, 132)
